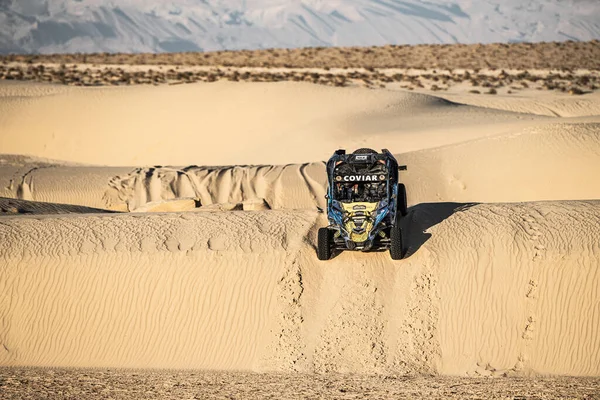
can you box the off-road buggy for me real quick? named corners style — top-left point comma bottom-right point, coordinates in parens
top-left (318, 148), bottom-right (407, 260)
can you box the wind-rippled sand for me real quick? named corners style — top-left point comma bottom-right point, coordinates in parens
top-left (1, 202), bottom-right (598, 375)
top-left (1, 75), bottom-right (599, 398)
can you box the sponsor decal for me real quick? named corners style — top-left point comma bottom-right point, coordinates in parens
top-left (355, 155), bottom-right (368, 160)
top-left (335, 175), bottom-right (385, 182)
top-left (353, 205), bottom-right (367, 210)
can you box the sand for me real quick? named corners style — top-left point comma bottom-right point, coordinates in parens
top-left (1, 80), bottom-right (564, 166)
top-left (0, 197), bottom-right (116, 215)
top-left (1, 201), bottom-right (598, 376)
top-left (0, 59), bottom-right (599, 397)
top-left (1, 117), bottom-right (598, 211)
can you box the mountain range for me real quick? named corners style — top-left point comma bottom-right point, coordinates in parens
top-left (1, 0), bottom-right (599, 54)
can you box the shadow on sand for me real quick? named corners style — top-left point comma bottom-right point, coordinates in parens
top-left (402, 202), bottom-right (478, 258)
top-left (322, 202), bottom-right (478, 260)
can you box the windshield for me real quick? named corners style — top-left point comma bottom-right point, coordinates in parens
top-left (334, 181), bottom-right (387, 203)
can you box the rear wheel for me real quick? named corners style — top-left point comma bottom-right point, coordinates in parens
top-left (317, 227), bottom-right (333, 260)
top-left (389, 220), bottom-right (404, 260)
top-left (398, 183), bottom-right (407, 217)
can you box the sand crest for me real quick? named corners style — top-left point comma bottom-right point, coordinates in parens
top-left (0, 202), bottom-right (598, 375)
top-left (0, 81), bottom-right (566, 166)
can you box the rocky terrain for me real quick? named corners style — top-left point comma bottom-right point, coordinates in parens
top-left (1, 368), bottom-right (599, 399)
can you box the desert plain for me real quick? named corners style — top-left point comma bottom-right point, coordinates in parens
top-left (0, 41), bottom-right (599, 398)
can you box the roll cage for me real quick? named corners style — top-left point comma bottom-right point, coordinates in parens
top-left (326, 148), bottom-right (405, 210)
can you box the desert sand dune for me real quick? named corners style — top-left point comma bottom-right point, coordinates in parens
top-left (1, 201), bottom-right (598, 375)
top-left (0, 197), bottom-right (116, 215)
top-left (1, 79), bottom-right (598, 212)
top-left (0, 154), bottom-right (131, 209)
top-left (433, 90), bottom-right (600, 118)
top-left (2, 121), bottom-right (598, 211)
top-left (0, 210), bottom-right (317, 369)
top-left (0, 81), bottom-right (572, 166)
top-left (1, 70), bottom-right (599, 389)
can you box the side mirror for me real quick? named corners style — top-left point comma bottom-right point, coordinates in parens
top-left (399, 165), bottom-right (407, 171)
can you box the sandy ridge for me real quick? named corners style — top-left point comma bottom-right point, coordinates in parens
top-left (0, 66), bottom-right (599, 383)
top-left (0, 210), bottom-right (318, 369)
top-left (1, 201), bottom-right (598, 375)
top-left (0, 197), bottom-right (116, 215)
top-left (2, 121), bottom-right (598, 211)
top-left (3, 82), bottom-right (569, 167)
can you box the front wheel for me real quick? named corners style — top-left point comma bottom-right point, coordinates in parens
top-left (389, 222), bottom-right (405, 260)
top-left (317, 227), bottom-right (333, 260)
